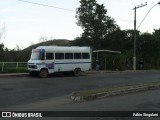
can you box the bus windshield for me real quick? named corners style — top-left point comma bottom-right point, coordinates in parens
top-left (31, 52), bottom-right (40, 60)
top-left (30, 49), bottom-right (40, 60)
top-left (30, 49), bottom-right (45, 60)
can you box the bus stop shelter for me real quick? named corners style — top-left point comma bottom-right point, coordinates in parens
top-left (93, 50), bottom-right (121, 70)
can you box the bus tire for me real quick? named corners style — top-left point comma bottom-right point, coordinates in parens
top-left (39, 69), bottom-right (48, 78)
top-left (73, 68), bottom-right (81, 76)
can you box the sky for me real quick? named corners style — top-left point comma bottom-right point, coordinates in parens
top-left (0, 0), bottom-right (160, 49)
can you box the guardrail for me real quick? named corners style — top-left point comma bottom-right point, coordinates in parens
top-left (0, 62), bottom-right (27, 73)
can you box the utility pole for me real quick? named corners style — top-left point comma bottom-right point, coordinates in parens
top-left (133, 2), bottom-right (147, 71)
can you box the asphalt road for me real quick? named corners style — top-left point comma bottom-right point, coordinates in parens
top-left (0, 70), bottom-right (160, 111)
top-left (53, 89), bottom-right (160, 111)
top-left (46, 89), bottom-right (160, 120)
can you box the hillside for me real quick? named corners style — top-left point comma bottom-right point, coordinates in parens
top-left (25, 39), bottom-right (71, 50)
top-left (20, 39), bottom-right (72, 61)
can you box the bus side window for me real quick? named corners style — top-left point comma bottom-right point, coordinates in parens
top-left (46, 53), bottom-right (54, 60)
top-left (65, 53), bottom-right (73, 59)
top-left (82, 53), bottom-right (90, 59)
top-left (55, 53), bottom-right (64, 60)
top-left (74, 53), bottom-right (81, 59)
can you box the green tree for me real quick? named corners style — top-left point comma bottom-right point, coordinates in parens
top-left (0, 24), bottom-right (5, 61)
top-left (137, 32), bottom-right (159, 69)
top-left (76, 0), bottom-right (119, 49)
top-left (103, 29), bottom-right (127, 51)
top-left (153, 28), bottom-right (160, 40)
top-left (152, 28), bottom-right (160, 68)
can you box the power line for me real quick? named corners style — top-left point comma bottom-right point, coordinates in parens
top-left (18, 0), bottom-right (133, 23)
top-left (18, 0), bottom-right (76, 12)
top-left (137, 3), bottom-right (158, 29)
top-left (115, 19), bottom-right (133, 23)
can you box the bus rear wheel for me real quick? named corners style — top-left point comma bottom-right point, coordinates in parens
top-left (73, 68), bottom-right (81, 76)
top-left (39, 69), bottom-right (48, 78)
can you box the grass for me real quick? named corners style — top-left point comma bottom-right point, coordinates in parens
top-left (0, 68), bottom-right (28, 73)
top-left (0, 62), bottom-right (27, 73)
top-left (72, 81), bottom-right (160, 97)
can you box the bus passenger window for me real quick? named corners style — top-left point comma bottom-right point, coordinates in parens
top-left (82, 53), bottom-right (90, 59)
top-left (74, 53), bottom-right (81, 59)
top-left (46, 53), bottom-right (54, 60)
top-left (65, 53), bottom-right (73, 59)
top-left (55, 53), bottom-right (64, 60)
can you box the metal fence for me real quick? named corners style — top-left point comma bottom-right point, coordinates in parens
top-left (0, 62), bottom-right (27, 73)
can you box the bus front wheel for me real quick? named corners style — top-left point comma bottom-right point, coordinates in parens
top-left (73, 68), bottom-right (81, 76)
top-left (39, 69), bottom-right (48, 78)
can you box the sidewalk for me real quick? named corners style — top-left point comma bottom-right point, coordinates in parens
top-left (86, 70), bottom-right (122, 74)
top-left (86, 70), bottom-right (139, 74)
top-left (87, 69), bottom-right (160, 74)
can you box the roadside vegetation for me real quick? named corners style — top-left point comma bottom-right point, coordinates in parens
top-left (0, 0), bottom-right (160, 73)
top-left (72, 81), bottom-right (160, 101)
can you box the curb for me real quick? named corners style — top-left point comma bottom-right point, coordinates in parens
top-left (86, 70), bottom-right (160, 74)
top-left (0, 73), bottom-right (28, 77)
top-left (71, 83), bottom-right (160, 101)
top-left (86, 71), bottom-right (117, 74)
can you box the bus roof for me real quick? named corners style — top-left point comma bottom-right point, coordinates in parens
top-left (36, 46), bottom-right (91, 52)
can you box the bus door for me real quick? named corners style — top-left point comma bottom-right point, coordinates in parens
top-left (45, 52), bottom-right (55, 73)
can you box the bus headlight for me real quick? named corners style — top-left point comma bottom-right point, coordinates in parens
top-left (28, 65), bottom-right (37, 69)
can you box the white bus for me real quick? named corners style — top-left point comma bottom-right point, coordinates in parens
top-left (27, 46), bottom-right (92, 78)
